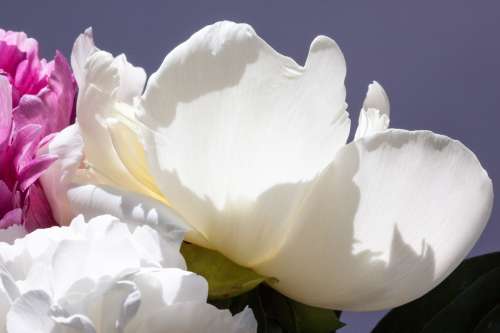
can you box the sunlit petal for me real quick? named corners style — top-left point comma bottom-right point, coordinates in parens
top-left (256, 129), bottom-right (493, 310)
top-left (354, 81), bottom-right (390, 140)
top-left (139, 21), bottom-right (350, 265)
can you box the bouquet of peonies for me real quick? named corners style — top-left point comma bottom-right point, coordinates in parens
top-left (0, 22), bottom-right (495, 333)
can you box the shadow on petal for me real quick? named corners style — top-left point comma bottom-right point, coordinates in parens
top-left (147, 134), bottom-right (437, 311)
top-left (249, 132), bottom-right (438, 310)
top-left (141, 23), bottom-right (260, 128)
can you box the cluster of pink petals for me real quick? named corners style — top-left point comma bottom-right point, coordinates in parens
top-left (0, 29), bottom-right (76, 232)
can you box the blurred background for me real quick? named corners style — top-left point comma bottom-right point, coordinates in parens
top-left (2, 1), bottom-right (499, 331)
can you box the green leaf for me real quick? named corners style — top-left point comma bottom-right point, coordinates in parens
top-left (373, 252), bottom-right (500, 333)
top-left (284, 299), bottom-right (345, 333)
top-left (473, 303), bottom-right (500, 333)
top-left (210, 285), bottom-right (344, 333)
top-left (181, 242), bottom-right (268, 299)
top-left (422, 267), bottom-right (500, 332)
top-left (264, 286), bottom-right (344, 332)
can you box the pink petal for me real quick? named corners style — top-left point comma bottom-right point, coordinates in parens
top-left (10, 124), bottom-right (42, 173)
top-left (0, 41), bottom-right (25, 76)
top-left (0, 208), bottom-right (22, 229)
top-left (23, 182), bottom-right (57, 231)
top-left (0, 180), bottom-right (13, 216)
top-left (0, 75), bottom-right (12, 145)
top-left (18, 154), bottom-right (57, 192)
top-left (0, 30), bottom-right (42, 104)
top-left (12, 95), bottom-right (46, 134)
top-left (1, 29), bottom-right (76, 233)
top-left (13, 52), bottom-right (76, 138)
top-left (38, 51), bottom-right (76, 134)
top-left (0, 30), bottom-right (37, 54)
top-left (37, 132), bottom-right (57, 150)
top-left (14, 56), bottom-right (43, 97)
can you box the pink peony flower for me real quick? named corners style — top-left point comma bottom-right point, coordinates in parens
top-left (0, 30), bottom-right (76, 233)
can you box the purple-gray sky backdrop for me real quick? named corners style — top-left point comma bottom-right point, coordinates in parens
top-left (2, 1), bottom-right (499, 331)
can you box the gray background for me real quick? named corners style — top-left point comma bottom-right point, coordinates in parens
top-left (2, 1), bottom-right (499, 331)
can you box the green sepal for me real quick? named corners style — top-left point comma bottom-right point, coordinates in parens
top-left (181, 242), bottom-right (270, 299)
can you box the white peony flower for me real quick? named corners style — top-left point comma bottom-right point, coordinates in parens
top-left (0, 215), bottom-right (256, 333)
top-left (41, 22), bottom-right (493, 311)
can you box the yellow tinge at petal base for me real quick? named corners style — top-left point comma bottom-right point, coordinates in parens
top-left (106, 104), bottom-right (167, 205)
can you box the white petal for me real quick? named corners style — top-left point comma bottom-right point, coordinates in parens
top-left (0, 216), bottom-right (254, 332)
top-left (131, 226), bottom-right (186, 269)
top-left (71, 27), bottom-right (98, 89)
top-left (113, 54), bottom-right (147, 104)
top-left (362, 81), bottom-right (390, 116)
top-left (40, 124), bottom-right (85, 226)
top-left (124, 268), bottom-right (207, 332)
top-left (6, 290), bottom-right (55, 333)
top-left (116, 282), bottom-right (141, 332)
top-left (232, 307), bottom-right (258, 333)
top-left (133, 268), bottom-right (208, 306)
top-left (105, 113), bottom-right (165, 203)
top-left (139, 21), bottom-right (349, 264)
top-left (75, 51), bottom-right (151, 197)
top-left (354, 81), bottom-right (391, 140)
top-left (0, 268), bottom-right (20, 320)
top-left (0, 224), bottom-right (27, 244)
top-left (90, 280), bottom-right (139, 333)
top-left (67, 184), bottom-right (188, 248)
top-left (53, 314), bottom-right (96, 333)
top-left (71, 28), bottom-right (146, 103)
top-left (255, 129), bottom-right (493, 310)
top-left (124, 269), bottom-right (256, 333)
top-left (50, 220), bottom-right (144, 298)
top-left (133, 302), bottom-right (256, 333)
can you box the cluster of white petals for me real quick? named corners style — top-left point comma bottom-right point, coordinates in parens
top-left (0, 215), bottom-right (256, 333)
top-left (41, 21), bottom-right (493, 311)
